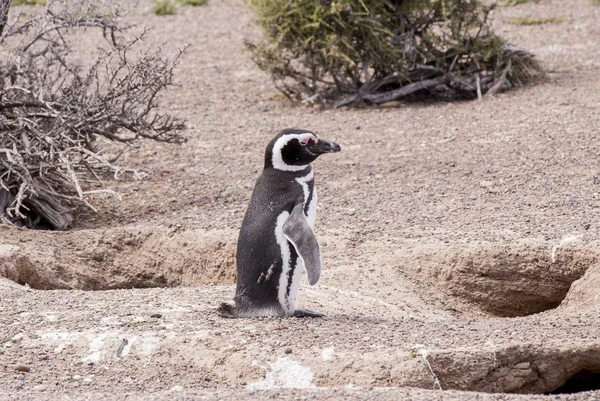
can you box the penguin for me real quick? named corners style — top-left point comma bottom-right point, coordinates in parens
top-left (218, 128), bottom-right (341, 318)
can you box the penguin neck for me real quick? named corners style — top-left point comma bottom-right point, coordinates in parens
top-left (264, 164), bottom-right (312, 178)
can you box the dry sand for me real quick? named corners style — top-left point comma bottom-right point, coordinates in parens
top-left (1, 0), bottom-right (600, 399)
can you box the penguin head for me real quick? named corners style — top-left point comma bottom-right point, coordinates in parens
top-left (265, 128), bottom-right (341, 172)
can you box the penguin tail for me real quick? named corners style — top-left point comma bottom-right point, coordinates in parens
top-left (217, 301), bottom-right (238, 318)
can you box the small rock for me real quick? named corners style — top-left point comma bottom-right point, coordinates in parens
top-left (14, 364), bottom-right (30, 373)
top-left (479, 180), bottom-right (494, 188)
top-left (150, 313), bottom-right (162, 319)
top-left (33, 384), bottom-right (48, 392)
top-left (284, 347), bottom-right (292, 354)
top-left (513, 362), bottom-right (530, 370)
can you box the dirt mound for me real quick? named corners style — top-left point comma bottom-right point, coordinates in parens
top-left (559, 257), bottom-right (600, 312)
top-left (0, 227), bottom-right (237, 290)
top-left (3, 230), bottom-right (600, 322)
top-left (427, 342), bottom-right (600, 393)
top-left (398, 240), bottom-right (599, 317)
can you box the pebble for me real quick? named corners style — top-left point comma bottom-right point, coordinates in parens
top-left (284, 347), bottom-right (292, 354)
top-left (13, 364), bottom-right (30, 373)
top-left (150, 313), bottom-right (163, 319)
top-left (33, 384), bottom-right (48, 392)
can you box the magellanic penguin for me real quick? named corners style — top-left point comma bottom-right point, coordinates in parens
top-left (218, 129), bottom-right (341, 318)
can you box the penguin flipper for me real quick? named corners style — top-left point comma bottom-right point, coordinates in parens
top-left (283, 203), bottom-right (322, 285)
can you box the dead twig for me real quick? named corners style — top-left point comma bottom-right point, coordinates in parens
top-left (0, 0), bottom-right (187, 229)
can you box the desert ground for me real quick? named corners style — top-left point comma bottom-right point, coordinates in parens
top-left (1, 0), bottom-right (600, 399)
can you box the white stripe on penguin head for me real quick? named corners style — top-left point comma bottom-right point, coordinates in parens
top-left (271, 133), bottom-right (318, 172)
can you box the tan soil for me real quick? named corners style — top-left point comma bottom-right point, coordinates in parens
top-left (1, 0), bottom-right (600, 400)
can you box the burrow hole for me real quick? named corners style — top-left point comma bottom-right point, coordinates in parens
top-left (550, 370), bottom-right (600, 394)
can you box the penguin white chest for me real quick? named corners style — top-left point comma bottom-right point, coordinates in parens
top-left (273, 170), bottom-right (318, 316)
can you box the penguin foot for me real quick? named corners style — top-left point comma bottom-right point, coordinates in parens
top-left (293, 309), bottom-right (324, 318)
top-left (217, 302), bottom-right (237, 318)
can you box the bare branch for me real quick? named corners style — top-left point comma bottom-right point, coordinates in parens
top-left (0, 0), bottom-right (187, 229)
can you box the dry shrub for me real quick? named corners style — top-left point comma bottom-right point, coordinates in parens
top-left (246, 0), bottom-right (544, 107)
top-left (0, 0), bottom-right (187, 229)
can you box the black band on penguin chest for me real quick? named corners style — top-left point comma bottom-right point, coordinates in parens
top-left (286, 245), bottom-right (299, 296)
top-left (303, 179), bottom-right (315, 215)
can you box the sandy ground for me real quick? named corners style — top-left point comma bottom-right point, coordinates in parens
top-left (1, 0), bottom-right (600, 399)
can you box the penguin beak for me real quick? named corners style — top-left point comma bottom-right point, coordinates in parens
top-left (308, 139), bottom-right (341, 155)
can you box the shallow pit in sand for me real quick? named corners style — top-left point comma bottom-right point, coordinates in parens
top-left (424, 344), bottom-right (600, 394)
top-left (400, 240), bottom-right (599, 317)
top-left (0, 227), bottom-right (237, 290)
top-left (2, 230), bottom-right (599, 321)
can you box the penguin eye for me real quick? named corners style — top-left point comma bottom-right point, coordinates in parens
top-left (299, 136), bottom-right (316, 146)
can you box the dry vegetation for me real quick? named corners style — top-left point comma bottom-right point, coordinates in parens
top-left (0, 0), bottom-right (186, 229)
top-left (247, 0), bottom-right (544, 107)
top-left (0, 0), bottom-right (548, 230)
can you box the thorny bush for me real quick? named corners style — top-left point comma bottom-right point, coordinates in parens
top-left (0, 0), bottom-right (187, 229)
top-left (247, 0), bottom-right (544, 107)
